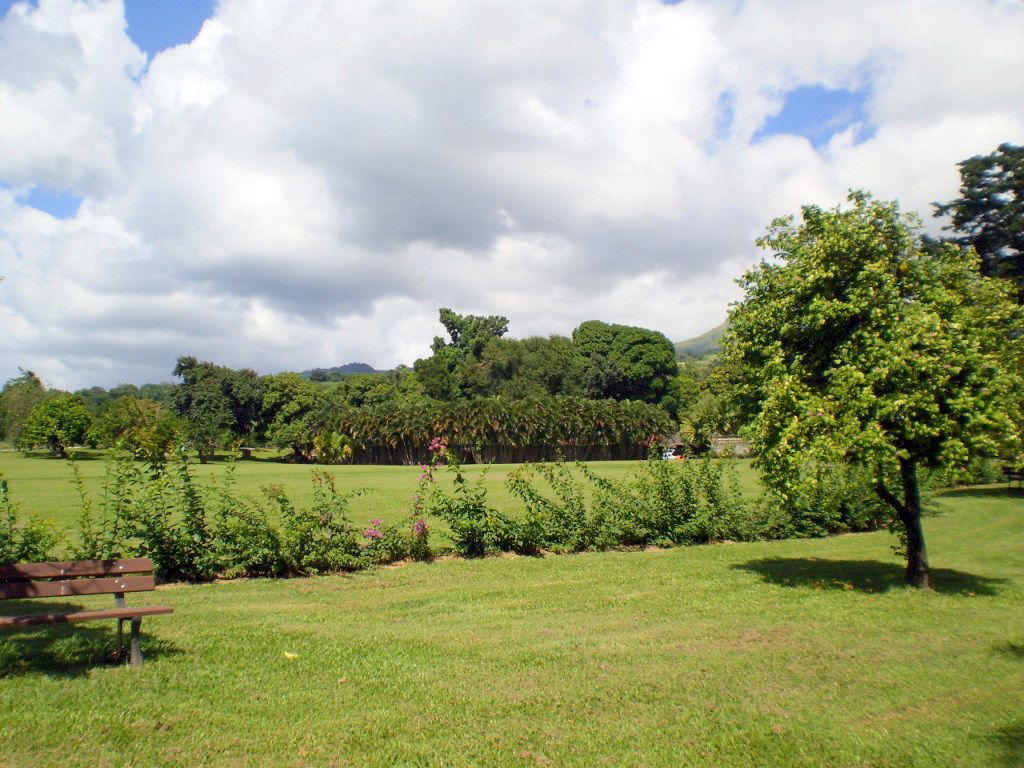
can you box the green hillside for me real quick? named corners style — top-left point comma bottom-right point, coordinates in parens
top-left (674, 320), bottom-right (728, 359)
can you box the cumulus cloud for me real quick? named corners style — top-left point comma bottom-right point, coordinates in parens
top-left (1, 0), bottom-right (1022, 388)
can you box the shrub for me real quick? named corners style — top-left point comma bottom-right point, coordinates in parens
top-left (270, 471), bottom-right (363, 575)
top-left (120, 454), bottom-right (216, 582)
top-left (361, 515), bottom-right (434, 564)
top-left (0, 476), bottom-right (59, 565)
top-left (207, 468), bottom-right (283, 578)
top-left (756, 461), bottom-right (890, 539)
top-left (70, 451), bottom-right (136, 561)
top-left (421, 444), bottom-right (539, 557)
top-left (507, 461), bottom-right (598, 552)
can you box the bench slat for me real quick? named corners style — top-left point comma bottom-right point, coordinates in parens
top-left (0, 575), bottom-right (155, 600)
top-left (0, 558), bottom-right (154, 580)
top-left (0, 604), bottom-right (174, 628)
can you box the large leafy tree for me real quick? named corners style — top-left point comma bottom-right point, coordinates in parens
top-left (259, 373), bottom-right (333, 461)
top-left (171, 356), bottom-right (265, 462)
top-left (571, 321), bottom-right (680, 413)
top-left (20, 394), bottom-right (92, 457)
top-left (725, 191), bottom-right (1022, 588)
top-left (414, 308), bottom-right (510, 400)
top-left (0, 370), bottom-right (48, 444)
top-left (934, 142), bottom-right (1024, 300)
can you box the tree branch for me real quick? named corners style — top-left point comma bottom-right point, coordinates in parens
top-left (875, 481), bottom-right (906, 517)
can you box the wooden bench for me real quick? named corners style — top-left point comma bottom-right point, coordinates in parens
top-left (1004, 467), bottom-right (1024, 489)
top-left (0, 558), bottom-right (173, 666)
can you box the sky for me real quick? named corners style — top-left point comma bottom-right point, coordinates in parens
top-left (1, 0), bottom-right (1023, 389)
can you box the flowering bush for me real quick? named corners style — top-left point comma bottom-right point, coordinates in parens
top-left (417, 438), bottom-right (540, 557)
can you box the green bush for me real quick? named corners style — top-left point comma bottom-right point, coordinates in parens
top-left (0, 476), bottom-right (60, 566)
top-left (64, 453), bottom-right (369, 580)
top-left (421, 446), bottom-right (540, 557)
top-left (756, 462), bottom-right (890, 539)
top-left (361, 515), bottom-right (434, 564)
top-left (208, 467), bottom-right (283, 578)
top-left (269, 471), bottom-right (363, 575)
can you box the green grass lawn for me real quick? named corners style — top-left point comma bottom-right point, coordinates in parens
top-left (1, 467), bottom-right (1022, 766)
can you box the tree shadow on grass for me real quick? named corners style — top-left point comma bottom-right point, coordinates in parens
top-left (990, 722), bottom-right (1024, 768)
top-left (1, 601), bottom-right (182, 678)
top-left (994, 641), bottom-right (1024, 660)
top-left (939, 486), bottom-right (1023, 499)
top-left (732, 558), bottom-right (1006, 595)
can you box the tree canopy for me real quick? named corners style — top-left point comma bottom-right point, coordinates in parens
top-left (20, 394), bottom-right (92, 457)
top-left (934, 142), bottom-right (1024, 300)
top-left (725, 191), bottom-right (1022, 587)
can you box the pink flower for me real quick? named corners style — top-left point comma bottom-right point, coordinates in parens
top-left (363, 528), bottom-right (383, 539)
top-left (412, 518), bottom-right (429, 537)
top-left (371, 518), bottom-right (383, 527)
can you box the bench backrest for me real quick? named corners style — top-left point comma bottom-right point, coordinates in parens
top-left (0, 558), bottom-right (156, 601)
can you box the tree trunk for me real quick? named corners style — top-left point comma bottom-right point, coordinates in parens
top-left (875, 458), bottom-right (932, 589)
top-left (898, 458), bottom-right (931, 589)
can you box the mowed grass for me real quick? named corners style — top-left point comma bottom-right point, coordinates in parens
top-left (1, 467), bottom-right (1022, 767)
top-left (0, 449), bottom-right (762, 538)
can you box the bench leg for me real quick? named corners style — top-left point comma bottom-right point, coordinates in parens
top-left (129, 618), bottom-right (143, 666)
top-left (116, 618), bottom-right (125, 660)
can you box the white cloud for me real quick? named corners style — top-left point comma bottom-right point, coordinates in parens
top-left (0, 0), bottom-right (1022, 388)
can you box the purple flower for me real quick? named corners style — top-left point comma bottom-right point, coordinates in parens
top-left (363, 528), bottom-right (383, 539)
top-left (371, 518), bottom-right (383, 527)
top-left (412, 518), bottom-right (429, 537)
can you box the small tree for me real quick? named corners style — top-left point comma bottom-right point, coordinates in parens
top-left (20, 395), bottom-right (92, 457)
top-left (93, 396), bottom-right (179, 462)
top-left (725, 191), bottom-right (1022, 588)
top-left (0, 369), bottom-right (48, 444)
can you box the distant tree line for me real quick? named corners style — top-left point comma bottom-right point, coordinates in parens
top-left (1, 313), bottom-right (680, 464)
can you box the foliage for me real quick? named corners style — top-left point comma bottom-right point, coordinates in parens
top-left (413, 308), bottom-right (510, 400)
top-left (61, 453), bottom-right (376, 580)
top-left (207, 465), bottom-right (283, 578)
top-left (419, 441), bottom-right (539, 557)
top-left (725, 190), bottom-right (1024, 586)
top-left (755, 462), bottom-right (890, 539)
top-left (360, 515), bottom-right (433, 564)
top-left (331, 368), bottom-right (425, 407)
top-left (312, 430), bottom-right (353, 465)
top-left (571, 320), bottom-right (681, 414)
top-left (0, 369), bottom-right (49, 444)
top-left (0, 475), bottom-right (59, 565)
top-left (260, 372), bottom-right (332, 460)
top-left (678, 391), bottom-right (732, 455)
top-left (934, 142), bottom-right (1024, 300)
top-left (19, 395), bottom-right (92, 457)
top-left (268, 471), bottom-right (364, 575)
top-left (172, 356), bottom-right (265, 461)
top-left (74, 382), bottom-right (176, 415)
top-left (69, 451), bottom-right (135, 561)
top-left (338, 394), bottom-right (671, 464)
top-left (91, 396), bottom-right (179, 462)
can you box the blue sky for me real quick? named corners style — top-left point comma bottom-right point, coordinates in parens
top-left (0, 0), bottom-right (214, 56)
top-left (754, 85), bottom-right (875, 149)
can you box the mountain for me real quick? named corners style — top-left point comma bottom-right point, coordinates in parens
top-left (302, 362), bottom-right (383, 379)
top-left (674, 321), bottom-right (728, 359)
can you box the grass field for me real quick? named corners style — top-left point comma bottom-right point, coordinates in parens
top-left (1, 450), bottom-right (1022, 767)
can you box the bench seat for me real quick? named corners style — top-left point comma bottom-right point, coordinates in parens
top-left (0, 604), bottom-right (173, 628)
